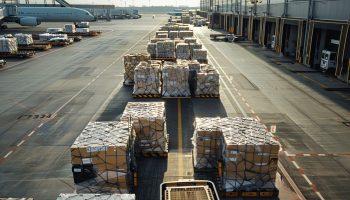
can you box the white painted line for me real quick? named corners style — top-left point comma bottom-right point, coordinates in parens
top-left (263, 124), bottom-right (267, 129)
top-left (234, 88), bottom-right (238, 92)
top-left (285, 151), bottom-right (296, 157)
top-left (245, 102), bottom-right (250, 108)
top-left (17, 140), bottom-right (25, 147)
top-left (4, 151), bottom-right (13, 158)
top-left (238, 92), bottom-right (242, 96)
top-left (302, 174), bottom-right (313, 185)
top-left (318, 154), bottom-right (326, 156)
top-left (241, 97), bottom-right (246, 101)
top-left (250, 109), bottom-right (256, 114)
top-left (28, 130), bottom-right (35, 137)
top-left (255, 116), bottom-right (261, 121)
top-left (315, 192), bottom-right (325, 200)
top-left (303, 154), bottom-right (311, 157)
top-left (52, 21), bottom-right (163, 117)
top-left (38, 123), bottom-right (44, 128)
top-left (292, 161), bottom-right (300, 169)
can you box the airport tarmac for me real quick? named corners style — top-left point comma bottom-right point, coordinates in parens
top-left (0, 14), bottom-right (349, 200)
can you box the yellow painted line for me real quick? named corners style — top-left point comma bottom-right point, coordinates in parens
top-left (177, 98), bottom-right (183, 177)
top-left (299, 74), bottom-right (327, 88)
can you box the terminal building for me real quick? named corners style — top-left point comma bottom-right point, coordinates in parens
top-left (198, 0), bottom-right (350, 82)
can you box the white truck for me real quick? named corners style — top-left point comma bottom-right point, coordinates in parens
top-left (320, 50), bottom-right (337, 72)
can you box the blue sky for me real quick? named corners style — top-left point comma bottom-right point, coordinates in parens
top-left (19, 0), bottom-right (199, 7)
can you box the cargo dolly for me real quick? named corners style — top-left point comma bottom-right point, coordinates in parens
top-left (210, 33), bottom-right (245, 42)
top-left (18, 43), bottom-right (52, 51)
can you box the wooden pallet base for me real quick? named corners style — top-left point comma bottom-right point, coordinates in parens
top-left (132, 94), bottom-right (161, 98)
top-left (194, 94), bottom-right (220, 98)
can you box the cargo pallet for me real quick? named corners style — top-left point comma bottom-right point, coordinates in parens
top-left (162, 95), bottom-right (191, 98)
top-left (66, 31), bottom-right (102, 37)
top-left (194, 94), bottom-right (220, 99)
top-left (0, 51), bottom-right (35, 58)
top-left (151, 57), bottom-right (176, 62)
top-left (18, 43), bottom-right (52, 51)
top-left (134, 134), bottom-right (169, 158)
top-left (132, 94), bottom-right (161, 98)
top-left (197, 59), bottom-right (208, 64)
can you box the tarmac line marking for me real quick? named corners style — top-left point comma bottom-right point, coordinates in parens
top-left (255, 116), bottom-right (261, 121)
top-left (303, 154), bottom-right (311, 157)
top-left (177, 98), bottom-right (184, 177)
top-left (238, 92), bottom-right (242, 96)
top-left (28, 130), bottom-right (35, 137)
top-left (250, 109), bottom-right (255, 114)
top-left (291, 161), bottom-right (300, 169)
top-left (241, 97), bottom-right (246, 101)
top-left (318, 154), bottom-right (326, 156)
top-left (17, 140), bottom-right (25, 147)
top-left (38, 123), bottom-right (44, 128)
top-left (4, 151), bottom-right (13, 158)
top-left (315, 192), bottom-right (326, 200)
top-left (245, 102), bottom-right (250, 108)
top-left (52, 22), bottom-right (162, 116)
top-left (302, 174), bottom-right (313, 185)
top-left (284, 151), bottom-right (296, 157)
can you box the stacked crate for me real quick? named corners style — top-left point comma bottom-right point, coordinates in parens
top-left (121, 102), bottom-right (168, 156)
top-left (133, 61), bottom-right (162, 96)
top-left (64, 24), bottom-right (76, 33)
top-left (192, 49), bottom-right (208, 63)
top-left (71, 121), bottom-right (134, 193)
top-left (162, 62), bottom-right (191, 97)
top-left (175, 43), bottom-right (190, 60)
top-left (195, 64), bottom-right (220, 97)
top-left (0, 37), bottom-right (17, 53)
top-left (221, 117), bottom-right (279, 192)
top-left (192, 118), bottom-right (224, 169)
top-left (156, 40), bottom-right (175, 59)
top-left (192, 117), bottom-right (279, 192)
top-left (14, 34), bottom-right (34, 46)
top-left (123, 53), bottom-right (150, 85)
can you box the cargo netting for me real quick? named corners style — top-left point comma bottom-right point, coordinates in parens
top-left (70, 121), bottom-right (134, 193)
top-left (133, 61), bottom-right (161, 96)
top-left (121, 102), bottom-right (168, 155)
top-left (57, 193), bottom-right (136, 200)
top-left (162, 62), bottom-right (191, 97)
top-left (192, 117), bottom-right (279, 192)
top-left (123, 53), bottom-right (150, 84)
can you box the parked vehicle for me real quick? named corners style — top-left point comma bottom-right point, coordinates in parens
top-left (320, 50), bottom-right (337, 72)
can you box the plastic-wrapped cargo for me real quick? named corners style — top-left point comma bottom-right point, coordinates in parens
top-left (156, 31), bottom-right (168, 37)
top-left (175, 43), bottom-right (190, 60)
top-left (178, 31), bottom-right (194, 39)
top-left (187, 60), bottom-right (201, 72)
top-left (121, 102), bottom-right (168, 155)
top-left (195, 65), bottom-right (220, 96)
top-left (162, 62), bottom-right (191, 97)
top-left (123, 53), bottom-right (151, 85)
top-left (179, 25), bottom-right (190, 30)
top-left (192, 49), bottom-right (208, 62)
top-left (192, 117), bottom-right (279, 192)
top-left (64, 24), bottom-right (76, 33)
top-left (147, 42), bottom-right (157, 58)
top-left (150, 37), bottom-right (169, 43)
top-left (76, 28), bottom-right (90, 33)
top-left (0, 37), bottom-right (18, 53)
top-left (168, 31), bottom-right (179, 39)
top-left (192, 117), bottom-right (224, 169)
top-left (57, 193), bottom-right (135, 200)
top-left (184, 37), bottom-right (197, 44)
top-left (157, 33), bottom-right (168, 38)
top-left (221, 117), bottom-right (279, 192)
top-left (47, 28), bottom-right (63, 33)
top-left (156, 40), bottom-right (175, 58)
top-left (133, 61), bottom-right (161, 96)
top-left (71, 121), bottom-right (134, 194)
top-left (14, 33), bottom-right (33, 45)
top-left (38, 33), bottom-right (68, 41)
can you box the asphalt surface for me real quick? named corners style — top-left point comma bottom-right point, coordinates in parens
top-left (0, 15), bottom-right (349, 200)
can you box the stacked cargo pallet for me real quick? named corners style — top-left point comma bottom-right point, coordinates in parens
top-left (195, 64), bottom-right (220, 97)
top-left (192, 117), bottom-right (279, 195)
top-left (162, 62), bottom-right (191, 97)
top-left (0, 37), bottom-right (18, 53)
top-left (133, 61), bottom-right (162, 97)
top-left (14, 34), bottom-right (34, 46)
top-left (156, 40), bottom-right (175, 59)
top-left (123, 53), bottom-right (150, 85)
top-left (121, 102), bottom-right (168, 157)
top-left (175, 43), bottom-right (191, 60)
top-left (71, 121), bottom-right (134, 193)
